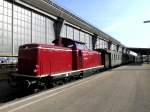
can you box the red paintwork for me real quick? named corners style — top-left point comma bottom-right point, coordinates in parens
top-left (82, 50), bottom-right (101, 69)
top-left (18, 40), bottom-right (102, 77)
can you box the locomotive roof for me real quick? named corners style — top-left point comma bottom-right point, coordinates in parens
top-left (52, 37), bottom-right (85, 45)
top-left (20, 43), bottom-right (54, 48)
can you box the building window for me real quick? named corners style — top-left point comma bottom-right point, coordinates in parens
top-left (79, 31), bottom-right (85, 43)
top-left (102, 40), bottom-right (105, 48)
top-left (89, 35), bottom-right (92, 50)
top-left (0, 0), bottom-right (12, 56)
top-left (105, 41), bottom-right (108, 49)
top-left (95, 38), bottom-right (100, 49)
top-left (84, 33), bottom-right (89, 49)
top-left (84, 33), bottom-right (92, 50)
top-left (73, 28), bottom-right (79, 41)
top-left (60, 24), bottom-right (67, 38)
top-left (46, 18), bottom-right (55, 44)
top-left (13, 5), bottom-right (31, 55)
top-left (32, 12), bottom-right (46, 43)
top-left (66, 25), bottom-right (73, 39)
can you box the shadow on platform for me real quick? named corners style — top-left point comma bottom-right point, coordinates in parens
top-left (111, 68), bottom-right (150, 72)
top-left (107, 63), bottom-right (150, 72)
top-left (126, 63), bottom-right (143, 66)
top-left (0, 80), bottom-right (29, 103)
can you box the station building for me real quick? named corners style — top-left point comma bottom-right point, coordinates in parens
top-left (0, 0), bottom-right (127, 57)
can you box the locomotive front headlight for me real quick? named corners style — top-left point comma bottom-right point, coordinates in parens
top-left (34, 69), bottom-right (38, 73)
top-left (34, 65), bottom-right (39, 73)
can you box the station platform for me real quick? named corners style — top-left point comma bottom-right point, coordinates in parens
top-left (0, 63), bottom-right (150, 112)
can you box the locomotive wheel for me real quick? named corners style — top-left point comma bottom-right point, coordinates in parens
top-left (79, 72), bottom-right (83, 79)
top-left (63, 77), bottom-right (71, 83)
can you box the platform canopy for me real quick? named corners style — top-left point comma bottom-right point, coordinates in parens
top-left (128, 47), bottom-right (150, 55)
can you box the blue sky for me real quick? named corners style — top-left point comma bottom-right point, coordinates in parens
top-left (54, 0), bottom-right (150, 48)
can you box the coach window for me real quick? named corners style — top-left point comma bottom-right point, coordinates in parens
top-left (113, 54), bottom-right (114, 60)
top-left (117, 54), bottom-right (118, 60)
top-left (112, 54), bottom-right (114, 60)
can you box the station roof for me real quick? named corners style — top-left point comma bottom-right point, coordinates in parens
top-left (18, 0), bottom-right (124, 46)
top-left (128, 47), bottom-right (150, 55)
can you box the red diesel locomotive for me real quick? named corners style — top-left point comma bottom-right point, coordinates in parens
top-left (9, 38), bottom-right (103, 88)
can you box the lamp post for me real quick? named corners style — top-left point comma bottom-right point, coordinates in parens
top-left (143, 20), bottom-right (150, 63)
top-left (143, 20), bottom-right (150, 23)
